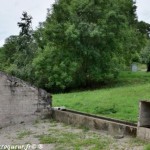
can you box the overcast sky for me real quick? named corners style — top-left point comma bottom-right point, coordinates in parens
top-left (0, 0), bottom-right (55, 46)
top-left (0, 0), bottom-right (149, 47)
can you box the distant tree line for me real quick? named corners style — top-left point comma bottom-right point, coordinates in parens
top-left (0, 0), bottom-right (150, 92)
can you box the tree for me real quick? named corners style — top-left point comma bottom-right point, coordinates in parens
top-left (141, 40), bottom-right (150, 72)
top-left (0, 12), bottom-right (39, 84)
top-left (16, 11), bottom-right (34, 64)
top-left (0, 35), bottom-right (18, 72)
top-left (18, 12), bottom-right (32, 36)
top-left (0, 47), bottom-right (5, 70)
top-left (135, 21), bottom-right (150, 71)
top-left (33, 22), bottom-right (47, 49)
top-left (0, 12), bottom-right (38, 82)
top-left (12, 12), bottom-right (38, 81)
top-left (137, 21), bottom-right (150, 39)
top-left (33, 44), bottom-right (78, 91)
top-left (32, 0), bottom-right (142, 91)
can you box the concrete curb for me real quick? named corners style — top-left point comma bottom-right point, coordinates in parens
top-left (52, 109), bottom-right (137, 137)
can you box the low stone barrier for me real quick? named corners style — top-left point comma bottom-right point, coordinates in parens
top-left (52, 109), bottom-right (137, 138)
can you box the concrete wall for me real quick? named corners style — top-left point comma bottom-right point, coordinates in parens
top-left (52, 110), bottom-right (137, 137)
top-left (0, 71), bottom-right (50, 128)
top-left (138, 101), bottom-right (150, 127)
top-left (137, 127), bottom-right (150, 141)
top-left (137, 101), bottom-right (150, 140)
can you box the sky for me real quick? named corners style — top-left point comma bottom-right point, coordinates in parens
top-left (0, 0), bottom-right (150, 47)
top-left (136, 0), bottom-right (150, 23)
top-left (0, 0), bottom-right (55, 46)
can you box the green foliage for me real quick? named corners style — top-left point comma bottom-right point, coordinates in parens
top-left (140, 40), bottom-right (150, 71)
top-left (138, 21), bottom-right (150, 39)
top-left (145, 144), bottom-right (150, 150)
top-left (33, 45), bottom-right (78, 91)
top-left (0, 36), bottom-right (18, 71)
top-left (33, 22), bottom-right (46, 49)
top-left (32, 0), bottom-right (143, 91)
top-left (132, 52), bottom-right (140, 62)
top-left (0, 12), bottom-right (37, 83)
top-left (141, 40), bottom-right (150, 64)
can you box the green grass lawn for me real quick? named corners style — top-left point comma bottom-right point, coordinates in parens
top-left (53, 71), bottom-right (150, 123)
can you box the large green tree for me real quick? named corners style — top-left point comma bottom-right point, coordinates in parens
top-left (33, 0), bottom-right (143, 91)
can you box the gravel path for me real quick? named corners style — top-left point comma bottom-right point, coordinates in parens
top-left (0, 119), bottom-right (147, 150)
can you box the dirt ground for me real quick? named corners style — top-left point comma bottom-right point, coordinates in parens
top-left (0, 119), bottom-right (148, 150)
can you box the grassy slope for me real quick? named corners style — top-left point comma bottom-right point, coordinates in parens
top-left (53, 71), bottom-right (150, 123)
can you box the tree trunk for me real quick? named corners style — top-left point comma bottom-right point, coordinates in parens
top-left (147, 62), bottom-right (150, 72)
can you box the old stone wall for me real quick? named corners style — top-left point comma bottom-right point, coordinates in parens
top-left (0, 71), bottom-right (50, 128)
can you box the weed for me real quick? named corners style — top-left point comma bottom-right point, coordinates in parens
top-left (38, 129), bottom-right (109, 149)
top-left (17, 130), bottom-right (32, 139)
top-left (144, 144), bottom-right (150, 150)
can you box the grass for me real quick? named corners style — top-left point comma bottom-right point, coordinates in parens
top-left (17, 130), bottom-right (32, 139)
top-left (53, 71), bottom-right (150, 123)
top-left (35, 120), bottom-right (148, 150)
top-left (145, 144), bottom-right (150, 150)
top-left (116, 71), bottom-right (150, 86)
top-left (38, 129), bottom-right (111, 150)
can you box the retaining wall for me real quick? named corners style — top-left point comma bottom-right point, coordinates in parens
top-left (0, 71), bottom-right (50, 128)
top-left (52, 109), bottom-right (137, 137)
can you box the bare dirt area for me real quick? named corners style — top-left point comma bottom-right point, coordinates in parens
top-left (0, 119), bottom-right (148, 150)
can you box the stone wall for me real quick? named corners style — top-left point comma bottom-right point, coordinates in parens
top-left (137, 101), bottom-right (150, 140)
top-left (0, 71), bottom-right (51, 128)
